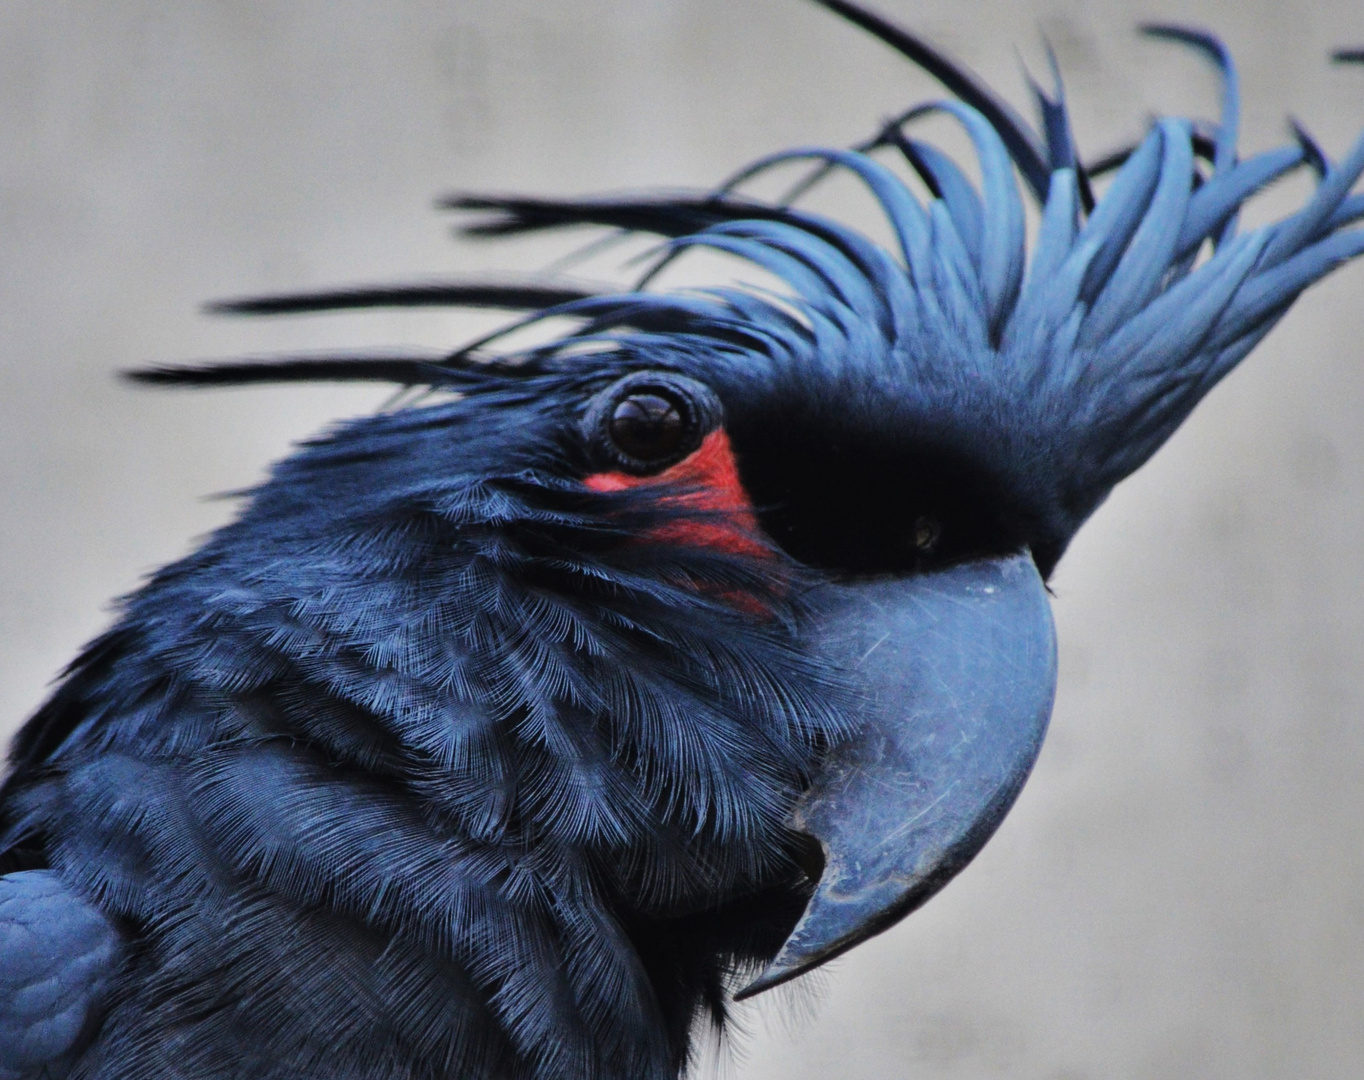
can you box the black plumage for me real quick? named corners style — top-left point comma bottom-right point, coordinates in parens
top-left (3, 3), bottom-right (1364, 1079)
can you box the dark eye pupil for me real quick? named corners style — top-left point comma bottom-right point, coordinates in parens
top-left (609, 392), bottom-right (685, 461)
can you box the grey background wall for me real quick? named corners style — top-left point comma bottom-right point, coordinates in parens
top-left (3, 2), bottom-right (1363, 1077)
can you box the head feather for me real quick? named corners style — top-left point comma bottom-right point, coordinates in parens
top-left (132, 2), bottom-right (1364, 553)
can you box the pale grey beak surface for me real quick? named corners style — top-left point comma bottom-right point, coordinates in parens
top-left (738, 552), bottom-right (1056, 999)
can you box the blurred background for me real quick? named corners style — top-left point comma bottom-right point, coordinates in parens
top-left (2, 1), bottom-right (1364, 1077)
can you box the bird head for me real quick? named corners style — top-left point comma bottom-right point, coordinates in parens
top-left (16, 1), bottom-right (1363, 1076)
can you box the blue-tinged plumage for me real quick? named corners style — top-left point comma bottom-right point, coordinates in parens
top-left (3, 2), bottom-right (1364, 1078)
top-left (3, 393), bottom-right (848, 1078)
top-left (0, 872), bottom-right (121, 1080)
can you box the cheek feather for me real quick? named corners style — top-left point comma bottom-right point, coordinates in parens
top-left (584, 429), bottom-right (770, 559)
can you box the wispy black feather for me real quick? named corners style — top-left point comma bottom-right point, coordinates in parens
top-left (808, 0), bottom-right (1052, 200)
top-left (443, 193), bottom-right (805, 241)
top-left (128, 354), bottom-right (454, 387)
top-left (207, 279), bottom-right (605, 317)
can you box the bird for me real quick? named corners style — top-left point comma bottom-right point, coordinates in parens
top-left (3, 1), bottom-right (1363, 1078)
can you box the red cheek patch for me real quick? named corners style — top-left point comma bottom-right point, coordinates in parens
top-left (584, 429), bottom-right (770, 560)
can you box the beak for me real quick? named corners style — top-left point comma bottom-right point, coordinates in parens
top-left (736, 550), bottom-right (1056, 1000)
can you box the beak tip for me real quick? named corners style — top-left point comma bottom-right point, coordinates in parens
top-left (733, 958), bottom-right (809, 1002)
top-left (730, 975), bottom-right (775, 1003)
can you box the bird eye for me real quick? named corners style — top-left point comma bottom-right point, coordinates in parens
top-left (609, 391), bottom-right (686, 461)
top-left (584, 372), bottom-right (721, 474)
top-left (912, 516), bottom-right (941, 554)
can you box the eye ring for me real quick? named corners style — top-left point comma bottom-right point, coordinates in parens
top-left (583, 372), bottom-right (722, 475)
